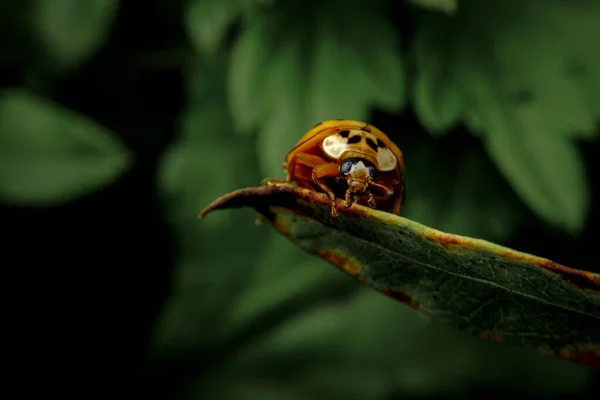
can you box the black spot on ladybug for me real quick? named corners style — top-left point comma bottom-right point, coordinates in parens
top-left (347, 135), bottom-right (361, 144)
top-left (362, 125), bottom-right (371, 133)
top-left (339, 130), bottom-right (350, 138)
top-left (376, 139), bottom-right (385, 148)
top-left (366, 138), bottom-right (377, 151)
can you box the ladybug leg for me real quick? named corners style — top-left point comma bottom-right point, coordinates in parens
top-left (311, 163), bottom-right (342, 217)
top-left (260, 153), bottom-right (326, 186)
top-left (366, 180), bottom-right (395, 211)
top-left (261, 161), bottom-right (290, 185)
top-left (368, 180), bottom-right (404, 215)
top-left (368, 180), bottom-right (394, 199)
top-left (261, 177), bottom-right (289, 186)
top-left (367, 192), bottom-right (377, 208)
top-left (344, 189), bottom-right (357, 210)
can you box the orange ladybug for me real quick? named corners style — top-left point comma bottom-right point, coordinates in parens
top-left (262, 119), bottom-right (405, 217)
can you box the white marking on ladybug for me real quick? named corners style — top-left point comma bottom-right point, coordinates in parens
top-left (376, 147), bottom-right (397, 171)
top-left (349, 160), bottom-right (370, 180)
top-left (322, 130), bottom-right (397, 171)
top-left (322, 134), bottom-right (348, 159)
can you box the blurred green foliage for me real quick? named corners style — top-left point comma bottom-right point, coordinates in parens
top-left (1, 0), bottom-right (599, 398)
top-left (35, 0), bottom-right (119, 71)
top-left (0, 89), bottom-right (132, 205)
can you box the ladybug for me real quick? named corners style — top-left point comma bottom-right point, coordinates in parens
top-left (262, 119), bottom-right (405, 217)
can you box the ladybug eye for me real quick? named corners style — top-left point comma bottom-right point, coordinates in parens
top-left (368, 166), bottom-right (376, 179)
top-left (340, 160), bottom-right (353, 175)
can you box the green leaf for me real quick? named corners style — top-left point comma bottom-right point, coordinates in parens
top-left (411, 20), bottom-right (464, 135)
top-left (410, 0), bottom-right (600, 232)
top-left (34, 0), bottom-right (119, 71)
top-left (221, 290), bottom-right (590, 398)
top-left (0, 89), bottom-right (132, 206)
top-left (153, 58), bottom-right (269, 355)
top-left (482, 105), bottom-right (588, 235)
top-left (186, 0), bottom-right (240, 54)
top-left (227, 21), bottom-right (270, 134)
top-left (200, 185), bottom-right (600, 372)
top-left (257, 34), bottom-right (309, 176)
top-left (227, 0), bottom-right (405, 171)
top-left (408, 0), bottom-right (457, 14)
top-left (227, 231), bottom-right (351, 332)
top-left (402, 141), bottom-right (524, 242)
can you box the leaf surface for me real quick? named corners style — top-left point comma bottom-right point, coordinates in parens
top-left (35, 0), bottom-right (119, 70)
top-left (200, 185), bottom-right (600, 371)
top-left (186, 0), bottom-right (240, 54)
top-left (0, 89), bottom-right (132, 206)
top-left (408, 0), bottom-right (457, 14)
top-left (410, 0), bottom-right (600, 232)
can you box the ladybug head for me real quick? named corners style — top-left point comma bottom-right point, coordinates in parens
top-left (339, 157), bottom-right (376, 191)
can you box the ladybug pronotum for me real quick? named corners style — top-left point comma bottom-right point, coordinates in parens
top-left (262, 120), bottom-right (406, 217)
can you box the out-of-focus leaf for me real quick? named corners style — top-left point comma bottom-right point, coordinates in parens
top-left (402, 140), bottom-right (524, 242)
top-left (153, 57), bottom-right (268, 355)
top-left (186, 0), bottom-right (240, 54)
top-left (228, 231), bottom-right (348, 330)
top-left (219, 290), bottom-right (590, 399)
top-left (256, 34), bottom-right (307, 176)
top-left (227, 22), bottom-right (270, 134)
top-left (408, 0), bottom-right (457, 14)
top-left (411, 19), bottom-right (464, 135)
top-left (228, 0), bottom-right (405, 175)
top-left (34, 0), bottom-right (119, 70)
top-left (0, 89), bottom-right (132, 206)
top-left (483, 110), bottom-right (588, 235)
top-left (410, 0), bottom-right (600, 232)
top-left (200, 185), bottom-right (600, 372)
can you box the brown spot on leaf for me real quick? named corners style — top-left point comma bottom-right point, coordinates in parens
top-left (555, 345), bottom-right (600, 371)
top-left (537, 260), bottom-right (600, 292)
top-left (382, 289), bottom-right (422, 311)
top-left (318, 249), bottom-right (362, 278)
top-left (423, 227), bottom-right (600, 294)
top-left (254, 213), bottom-right (268, 226)
top-left (271, 213), bottom-right (294, 238)
top-left (423, 230), bottom-right (477, 251)
top-left (481, 330), bottom-right (502, 341)
top-left (497, 250), bottom-right (600, 293)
